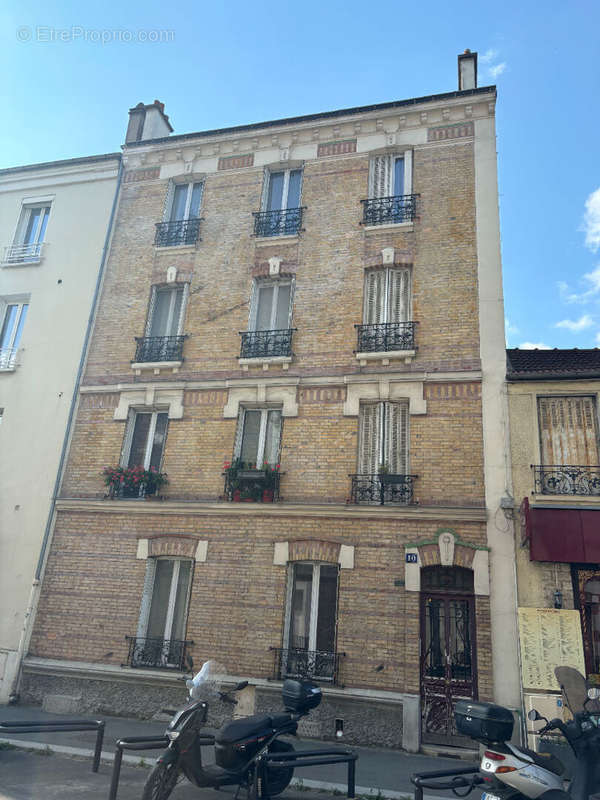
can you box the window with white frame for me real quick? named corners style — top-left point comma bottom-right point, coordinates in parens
top-left (369, 154), bottom-right (411, 199)
top-left (358, 401), bottom-right (409, 474)
top-left (147, 286), bottom-right (186, 338)
top-left (5, 204), bottom-right (51, 264)
top-left (282, 562), bottom-right (339, 679)
top-left (134, 557), bottom-right (193, 668)
top-left (0, 301), bottom-right (28, 369)
top-left (235, 407), bottom-right (282, 468)
top-left (251, 279), bottom-right (293, 332)
top-left (363, 268), bottom-right (410, 325)
top-left (122, 410), bottom-right (169, 470)
top-left (263, 169), bottom-right (302, 212)
top-left (168, 182), bottom-right (203, 222)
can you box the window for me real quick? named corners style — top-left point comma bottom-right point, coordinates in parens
top-left (235, 407), bottom-right (282, 467)
top-left (369, 155), bottom-right (409, 199)
top-left (251, 280), bottom-right (293, 331)
top-left (123, 410), bottom-right (168, 470)
top-left (5, 205), bottom-right (50, 263)
top-left (169, 182), bottom-right (203, 222)
top-left (283, 562), bottom-right (339, 680)
top-left (363, 268), bottom-right (410, 326)
top-left (155, 182), bottom-right (203, 247)
top-left (0, 302), bottom-right (28, 369)
top-left (363, 153), bottom-right (414, 225)
top-left (358, 401), bottom-right (409, 474)
top-left (134, 285), bottom-right (188, 364)
top-left (133, 558), bottom-right (193, 668)
top-left (254, 169), bottom-right (303, 236)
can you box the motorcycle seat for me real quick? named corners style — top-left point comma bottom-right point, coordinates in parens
top-left (269, 713), bottom-right (295, 728)
top-left (217, 714), bottom-right (273, 744)
top-left (520, 747), bottom-right (564, 776)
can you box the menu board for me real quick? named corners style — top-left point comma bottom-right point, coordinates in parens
top-left (518, 608), bottom-right (586, 691)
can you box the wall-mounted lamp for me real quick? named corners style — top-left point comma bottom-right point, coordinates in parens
top-left (554, 589), bottom-right (563, 610)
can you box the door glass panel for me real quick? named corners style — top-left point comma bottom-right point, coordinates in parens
top-left (240, 410), bottom-right (261, 464)
top-left (290, 564), bottom-right (313, 649)
top-left (585, 579), bottom-right (600, 673)
top-left (394, 158), bottom-right (405, 196)
top-left (448, 600), bottom-right (472, 681)
top-left (264, 410), bottom-right (282, 466)
top-left (24, 208), bottom-right (42, 244)
top-left (170, 288), bottom-right (184, 336)
top-left (128, 413), bottom-right (151, 467)
top-left (149, 413), bottom-right (168, 469)
top-left (13, 305), bottom-right (28, 348)
top-left (255, 286), bottom-right (274, 330)
top-left (147, 560), bottom-right (174, 638)
top-left (287, 170), bottom-right (302, 209)
top-left (267, 172), bottom-right (284, 211)
top-left (150, 289), bottom-right (172, 337)
top-left (424, 598), bottom-right (446, 678)
top-left (170, 185), bottom-right (188, 221)
top-left (316, 565), bottom-right (338, 652)
top-left (0, 305), bottom-right (19, 348)
top-left (189, 183), bottom-right (203, 218)
top-left (171, 561), bottom-right (192, 641)
top-left (274, 284), bottom-right (291, 330)
top-left (38, 208), bottom-right (49, 243)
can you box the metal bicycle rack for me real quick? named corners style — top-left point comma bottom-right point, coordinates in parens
top-left (0, 718), bottom-right (105, 772)
top-left (256, 746), bottom-right (358, 799)
top-left (410, 764), bottom-right (484, 800)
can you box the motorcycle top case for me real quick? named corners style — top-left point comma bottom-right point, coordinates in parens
top-left (454, 699), bottom-right (514, 743)
top-left (282, 679), bottom-right (322, 712)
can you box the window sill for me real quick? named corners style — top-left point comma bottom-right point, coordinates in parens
top-left (356, 350), bottom-right (416, 366)
top-left (363, 222), bottom-right (414, 233)
top-left (1, 257), bottom-right (43, 268)
top-left (254, 234), bottom-right (300, 245)
top-left (131, 360), bottom-right (183, 376)
top-left (239, 356), bottom-right (292, 371)
top-left (0, 366), bottom-right (16, 373)
top-left (153, 244), bottom-right (197, 253)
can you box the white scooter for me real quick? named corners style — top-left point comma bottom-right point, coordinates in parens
top-left (455, 666), bottom-right (600, 800)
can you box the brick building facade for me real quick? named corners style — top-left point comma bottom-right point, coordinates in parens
top-left (23, 54), bottom-right (519, 750)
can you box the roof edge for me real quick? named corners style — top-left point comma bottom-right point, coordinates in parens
top-left (0, 152), bottom-right (121, 176)
top-left (507, 370), bottom-right (600, 381)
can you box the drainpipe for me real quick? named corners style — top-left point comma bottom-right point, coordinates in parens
top-left (9, 157), bottom-right (124, 702)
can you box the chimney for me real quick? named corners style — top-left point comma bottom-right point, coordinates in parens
top-left (125, 100), bottom-right (173, 144)
top-left (458, 50), bottom-right (478, 91)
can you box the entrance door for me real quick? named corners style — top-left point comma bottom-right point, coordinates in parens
top-left (420, 567), bottom-right (477, 746)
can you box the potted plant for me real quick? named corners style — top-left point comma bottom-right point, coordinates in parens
top-left (144, 466), bottom-right (169, 498)
top-left (102, 465), bottom-right (168, 499)
top-left (262, 463), bottom-right (281, 502)
top-left (377, 463), bottom-right (396, 484)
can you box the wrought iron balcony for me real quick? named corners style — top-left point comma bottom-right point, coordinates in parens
top-left (154, 218), bottom-right (201, 247)
top-left (3, 242), bottom-right (44, 264)
top-left (239, 328), bottom-right (295, 359)
top-left (361, 194), bottom-right (417, 226)
top-left (124, 636), bottom-right (193, 671)
top-left (223, 465), bottom-right (281, 502)
top-left (253, 207), bottom-right (304, 237)
top-left (133, 335), bottom-right (187, 363)
top-left (270, 646), bottom-right (344, 685)
top-left (355, 321), bottom-right (416, 353)
top-left (349, 473), bottom-right (417, 505)
top-left (532, 465), bottom-right (600, 496)
top-left (0, 347), bottom-right (17, 370)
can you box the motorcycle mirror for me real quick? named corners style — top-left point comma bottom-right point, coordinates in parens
top-left (527, 708), bottom-right (545, 722)
top-left (235, 681), bottom-right (249, 691)
top-left (588, 687), bottom-right (600, 701)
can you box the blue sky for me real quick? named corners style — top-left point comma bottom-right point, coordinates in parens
top-left (2, 0), bottom-right (599, 351)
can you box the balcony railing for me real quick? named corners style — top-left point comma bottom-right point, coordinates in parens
top-left (154, 218), bottom-right (201, 247)
top-left (0, 347), bottom-right (17, 370)
top-left (253, 207), bottom-right (304, 237)
top-left (532, 465), bottom-right (600, 496)
top-left (239, 328), bottom-right (295, 359)
top-left (133, 335), bottom-right (187, 363)
top-left (349, 473), bottom-right (417, 505)
top-left (355, 321), bottom-right (416, 353)
top-left (3, 242), bottom-right (44, 264)
top-left (224, 466), bottom-right (281, 502)
top-left (124, 636), bottom-right (193, 671)
top-left (270, 646), bottom-right (344, 685)
top-left (361, 194), bottom-right (417, 226)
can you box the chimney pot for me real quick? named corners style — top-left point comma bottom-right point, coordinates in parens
top-left (125, 99), bottom-right (173, 145)
top-left (458, 50), bottom-right (478, 91)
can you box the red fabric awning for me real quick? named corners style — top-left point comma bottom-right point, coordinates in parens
top-left (528, 505), bottom-right (600, 562)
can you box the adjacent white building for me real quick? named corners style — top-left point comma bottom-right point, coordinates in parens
top-left (0, 153), bottom-right (121, 702)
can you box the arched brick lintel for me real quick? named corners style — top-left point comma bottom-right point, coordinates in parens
top-left (273, 540), bottom-right (355, 569)
top-left (404, 528), bottom-right (489, 596)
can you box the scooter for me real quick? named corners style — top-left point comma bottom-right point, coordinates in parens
top-left (142, 659), bottom-right (322, 800)
top-left (454, 666), bottom-right (600, 800)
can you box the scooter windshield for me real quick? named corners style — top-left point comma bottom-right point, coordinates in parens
top-left (186, 659), bottom-right (227, 701)
top-left (555, 666), bottom-right (587, 713)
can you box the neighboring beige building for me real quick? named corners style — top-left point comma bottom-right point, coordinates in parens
top-left (22, 52), bottom-right (519, 752)
top-left (0, 153), bottom-right (121, 702)
top-left (507, 349), bottom-right (600, 725)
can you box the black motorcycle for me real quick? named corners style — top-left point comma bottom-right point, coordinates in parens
top-left (143, 660), bottom-right (322, 800)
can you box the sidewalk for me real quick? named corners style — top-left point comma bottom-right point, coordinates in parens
top-left (0, 704), bottom-right (476, 798)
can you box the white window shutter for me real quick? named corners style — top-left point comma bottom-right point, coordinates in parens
top-left (120, 409), bottom-right (137, 467)
top-left (233, 408), bottom-right (246, 459)
top-left (358, 403), bottom-right (382, 473)
top-left (403, 150), bottom-right (413, 195)
top-left (369, 156), bottom-right (393, 198)
top-left (145, 286), bottom-right (158, 336)
top-left (363, 270), bottom-right (386, 324)
top-left (162, 180), bottom-right (175, 222)
top-left (386, 401), bottom-right (409, 474)
top-left (388, 268), bottom-right (410, 323)
top-left (539, 396), bottom-right (599, 466)
top-left (136, 558), bottom-right (158, 637)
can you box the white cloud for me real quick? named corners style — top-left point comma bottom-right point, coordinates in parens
top-left (555, 314), bottom-right (594, 332)
top-left (505, 318), bottom-right (519, 345)
top-left (489, 63), bottom-right (507, 78)
top-left (518, 342), bottom-right (552, 350)
top-left (558, 266), bottom-right (600, 303)
top-left (480, 49), bottom-right (499, 64)
top-left (583, 187), bottom-right (600, 253)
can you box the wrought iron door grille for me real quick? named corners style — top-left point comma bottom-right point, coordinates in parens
top-left (532, 465), bottom-right (600, 496)
top-left (3, 242), bottom-right (44, 263)
top-left (124, 636), bottom-right (193, 671)
top-left (154, 218), bottom-right (201, 247)
top-left (133, 335), bottom-right (187, 363)
top-left (239, 329), bottom-right (294, 359)
top-left (355, 322), bottom-right (416, 353)
top-left (253, 207), bottom-right (304, 237)
top-left (349, 474), bottom-right (417, 505)
top-left (361, 194), bottom-right (417, 225)
top-left (270, 647), bottom-right (344, 685)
